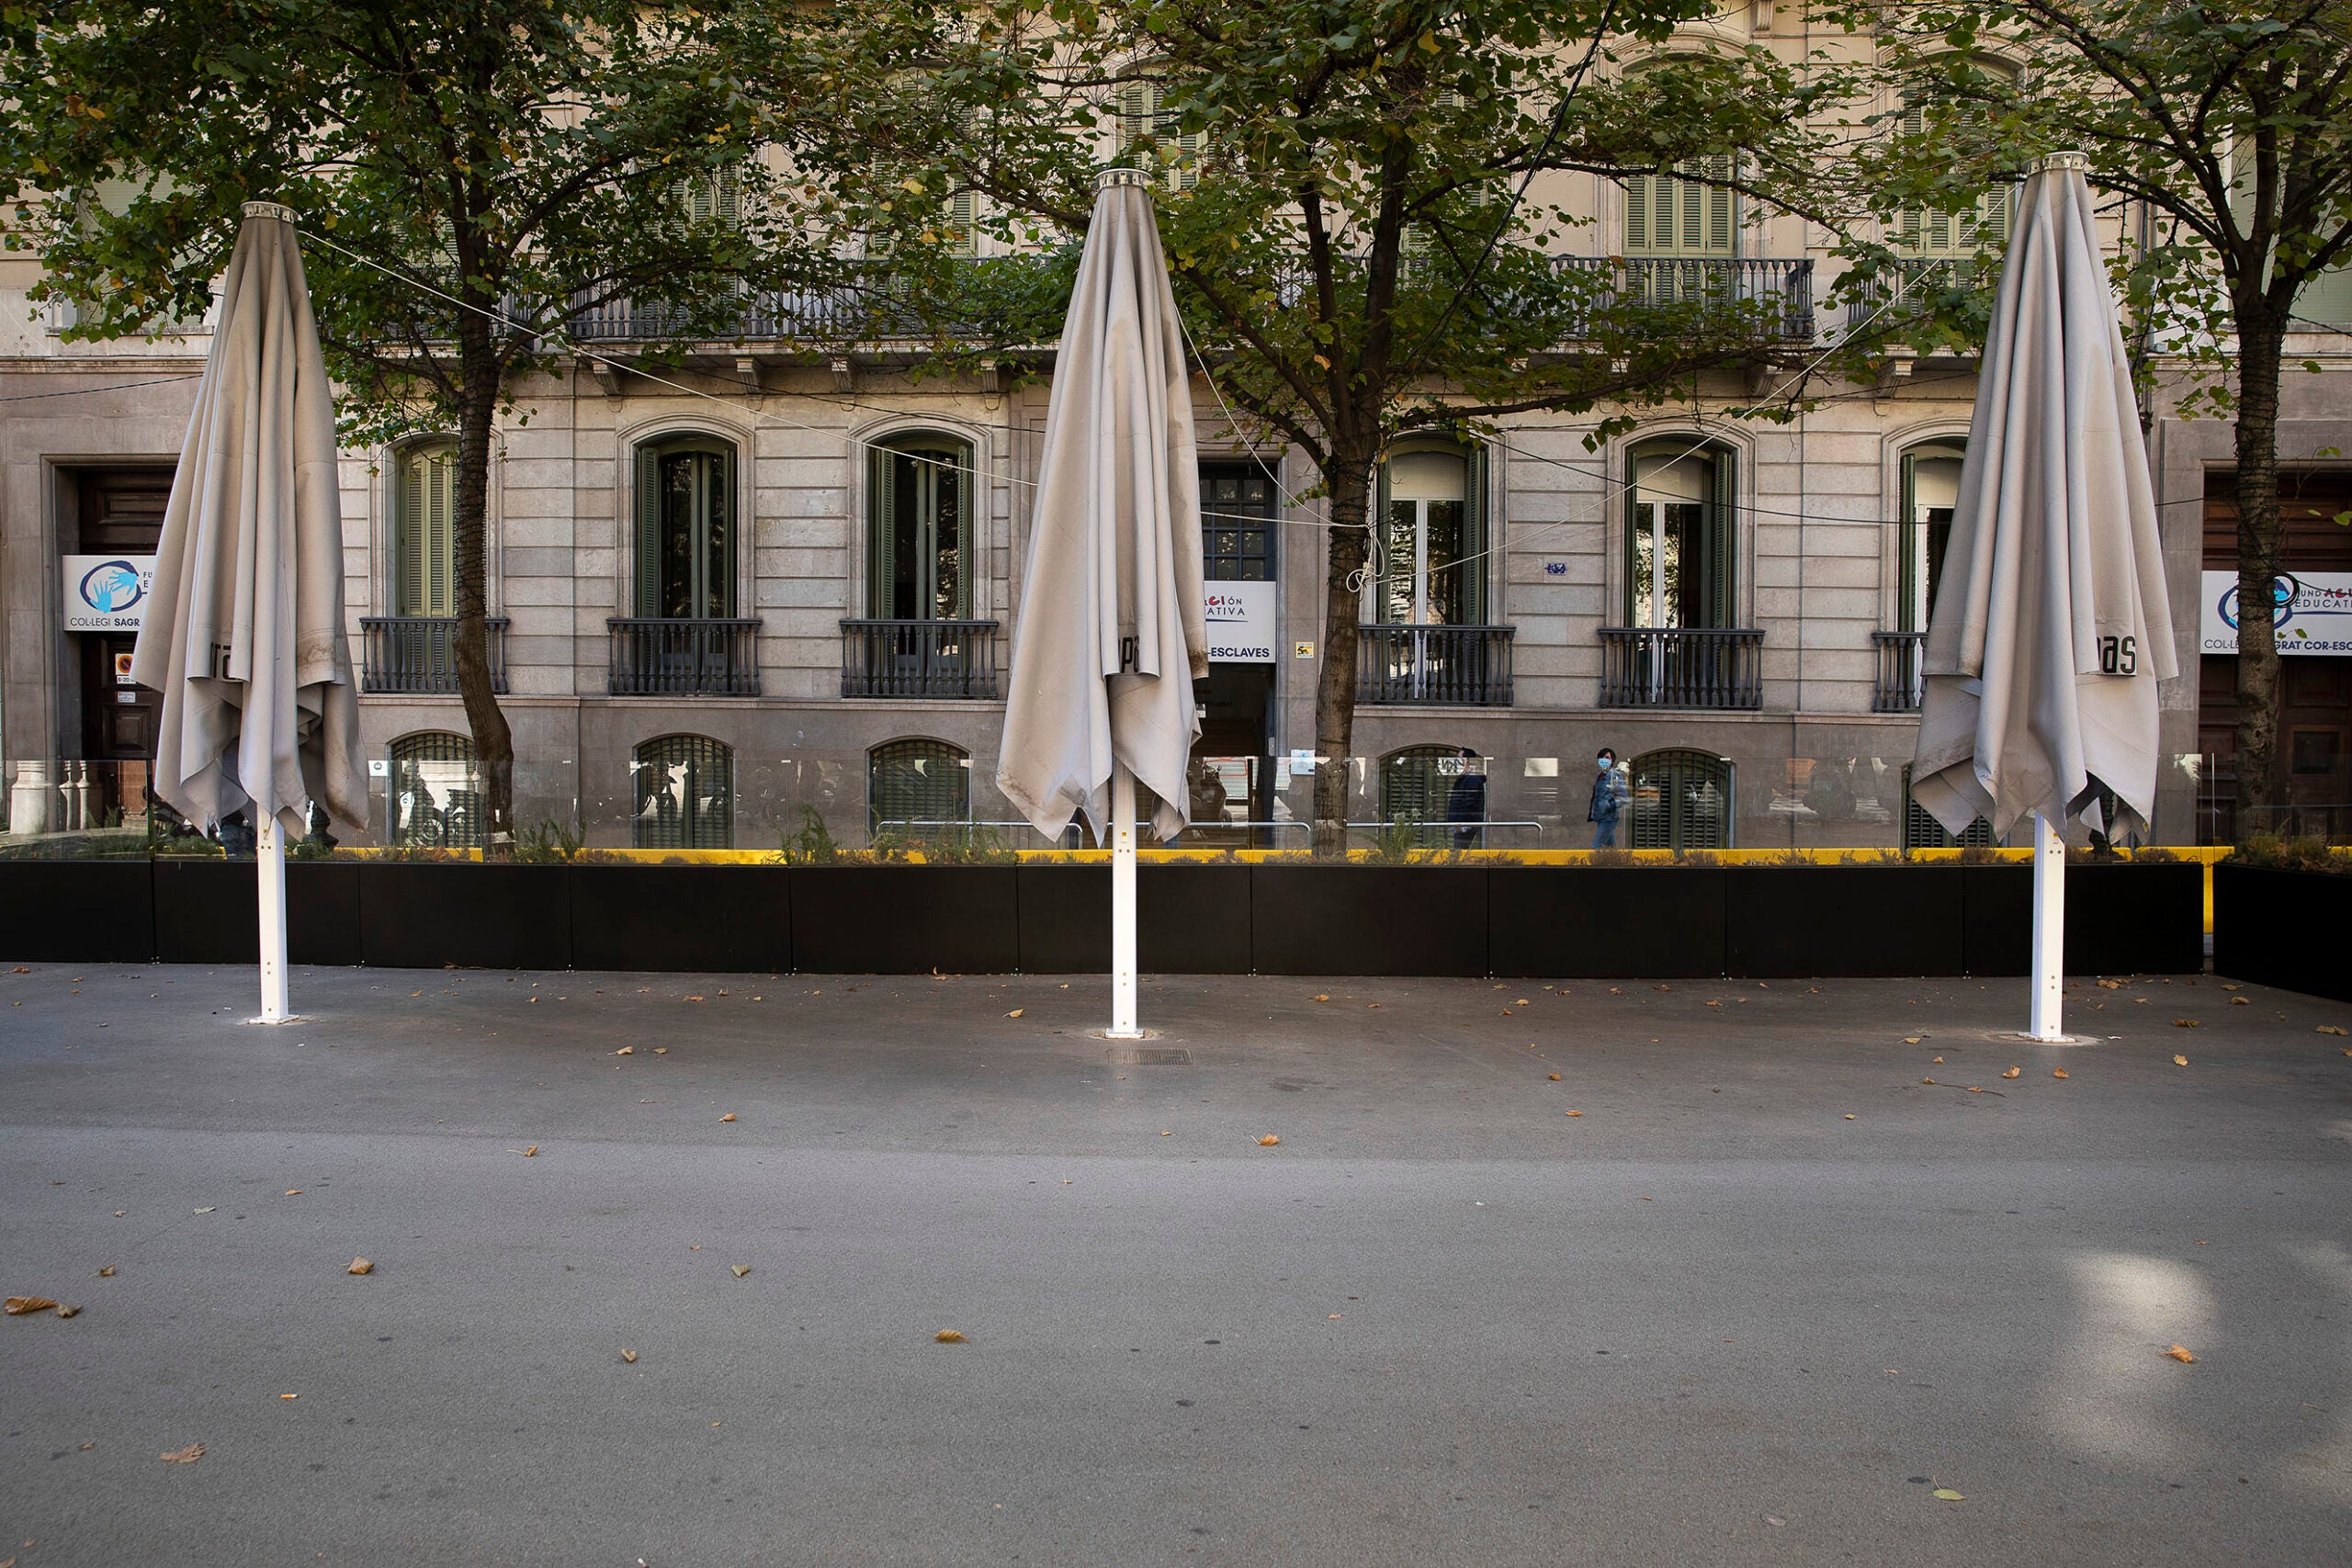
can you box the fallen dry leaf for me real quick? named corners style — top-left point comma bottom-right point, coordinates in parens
top-left (1258, 1134), bottom-right (1280, 1146)
top-left (684, 995), bottom-right (706, 1002)
top-left (934, 1329), bottom-right (967, 1344)
top-left (1517, 999), bottom-right (1531, 1007)
top-left (653, 1046), bottom-right (668, 1055)
top-left (54, 1303), bottom-right (79, 1318)
top-left (2001, 1066), bottom-right (2022, 1079)
top-left (5, 1296), bottom-right (59, 1314)
top-left (9, 964), bottom-right (26, 973)
top-left (2174, 1055), bottom-right (2190, 1066)
top-left (1312, 994), bottom-right (1329, 1002)
top-left (523, 1145), bottom-right (539, 1156)
top-left (2098, 978), bottom-right (2123, 990)
top-left (731, 1265), bottom-right (751, 1278)
top-left (285, 1189), bottom-right (302, 1196)
top-left (97, 1267), bottom-right (115, 1278)
top-left (615, 1046), bottom-right (633, 1056)
top-left (2318, 1025), bottom-right (2346, 1036)
top-left (2165, 1344), bottom-right (2196, 1363)
top-left (2173, 1019), bottom-right (2199, 1029)
top-left (1845, 1114), bottom-right (1857, 1120)
top-left (1547, 1073), bottom-right (1562, 1082)
top-left (2230, 997), bottom-right (2250, 1006)
top-left (1566, 1110), bottom-right (1581, 1116)
top-left (1159, 1131), bottom-right (1172, 1136)
top-left (2053, 1067), bottom-right (2071, 1078)
top-left (1932, 1055), bottom-right (1944, 1064)
top-left (1007, 1009), bottom-right (1023, 1018)
top-left (621, 1349), bottom-right (638, 1364)
top-left (1922, 1078), bottom-right (1937, 1086)
top-left (192, 1208), bottom-right (213, 1214)
top-left (279, 1393), bottom-right (297, 1400)
top-left (1904, 1036), bottom-right (1923, 1045)
top-left (718, 1113), bottom-right (736, 1122)
top-left (160, 1443), bottom-right (204, 1464)
top-left (347, 1258), bottom-right (372, 1275)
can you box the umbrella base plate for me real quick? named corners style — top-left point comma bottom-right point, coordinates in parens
top-left (1987, 1030), bottom-right (2102, 1046)
top-left (243, 1014), bottom-right (307, 1027)
top-left (1089, 1027), bottom-right (1164, 1042)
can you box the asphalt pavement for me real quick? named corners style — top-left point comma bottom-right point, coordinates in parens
top-left (4, 961), bottom-right (2349, 1567)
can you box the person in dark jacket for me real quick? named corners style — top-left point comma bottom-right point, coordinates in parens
top-left (1589, 746), bottom-right (1625, 848)
top-left (1444, 748), bottom-right (1487, 850)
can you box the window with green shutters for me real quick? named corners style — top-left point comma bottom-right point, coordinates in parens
top-left (2228, 138), bottom-right (2352, 327)
top-left (634, 436), bottom-right (736, 618)
top-left (1114, 78), bottom-right (1203, 192)
top-left (1625, 441), bottom-right (1736, 629)
top-left (1628, 749), bottom-right (1734, 850)
top-left (388, 732), bottom-right (481, 849)
top-left (632, 735), bottom-right (734, 849)
top-left (393, 442), bottom-right (458, 617)
top-left (1898, 442), bottom-right (1965, 634)
top-left (868, 739), bottom-right (969, 838)
top-left (1374, 444), bottom-right (1487, 626)
top-left (867, 436), bottom-right (973, 619)
top-left (1623, 156), bottom-right (1736, 257)
top-left (1894, 104), bottom-right (2011, 259)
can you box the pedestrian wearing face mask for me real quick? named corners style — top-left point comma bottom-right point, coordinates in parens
top-left (1588, 747), bottom-right (1624, 849)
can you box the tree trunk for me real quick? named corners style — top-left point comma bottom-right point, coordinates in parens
top-left (1310, 455), bottom-right (1374, 857)
top-left (2230, 310), bottom-right (2286, 841)
top-left (450, 310), bottom-right (516, 859)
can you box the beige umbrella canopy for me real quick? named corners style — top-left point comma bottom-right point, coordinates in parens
top-left (997, 168), bottom-right (1208, 846)
top-left (1911, 153), bottom-right (2177, 843)
top-left (132, 200), bottom-right (364, 841)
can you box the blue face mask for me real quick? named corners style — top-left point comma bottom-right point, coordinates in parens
top-left (1596, 758), bottom-right (1611, 772)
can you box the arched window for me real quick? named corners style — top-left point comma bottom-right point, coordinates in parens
top-left (867, 434), bottom-right (974, 621)
top-left (633, 434), bottom-right (736, 618)
top-left (392, 441), bottom-right (457, 617)
top-left (1625, 439), bottom-right (1736, 628)
top-left (389, 732), bottom-right (481, 849)
top-left (633, 735), bottom-right (734, 849)
top-left (868, 739), bottom-right (969, 838)
top-left (1899, 763), bottom-right (1995, 851)
top-left (1629, 748), bottom-right (1734, 851)
top-left (1379, 745), bottom-right (1486, 849)
top-left (1374, 443), bottom-right (1487, 626)
top-left (1894, 91), bottom-right (2015, 261)
top-left (1898, 441), bottom-right (1965, 634)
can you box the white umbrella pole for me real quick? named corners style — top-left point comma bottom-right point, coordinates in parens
top-left (1109, 765), bottom-right (1141, 1038)
top-left (2027, 810), bottom-right (2064, 1042)
top-left (255, 817), bottom-right (290, 1023)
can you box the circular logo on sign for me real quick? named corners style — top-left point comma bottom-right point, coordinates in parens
top-left (2218, 572), bottom-right (2299, 632)
top-left (78, 558), bottom-right (146, 615)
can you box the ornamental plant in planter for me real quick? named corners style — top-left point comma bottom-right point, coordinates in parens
top-left (2213, 840), bottom-right (2352, 1002)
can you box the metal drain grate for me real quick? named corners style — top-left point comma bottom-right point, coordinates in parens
top-left (1108, 1046), bottom-right (1191, 1066)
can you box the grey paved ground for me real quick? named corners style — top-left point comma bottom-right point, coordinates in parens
top-left (2, 961), bottom-right (2349, 1568)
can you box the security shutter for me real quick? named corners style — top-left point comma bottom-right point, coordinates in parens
top-left (634, 444), bottom-right (664, 617)
top-left (869, 739), bottom-right (969, 837)
top-left (1899, 763), bottom-right (1995, 849)
top-left (1629, 749), bottom-right (1733, 851)
top-left (634, 735), bottom-right (734, 850)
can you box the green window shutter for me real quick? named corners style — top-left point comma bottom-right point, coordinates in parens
top-left (395, 454), bottom-right (425, 616)
top-left (1897, 452), bottom-right (1921, 634)
top-left (1461, 444), bottom-right (1488, 625)
top-left (1373, 457), bottom-right (1397, 625)
top-left (867, 445), bottom-right (898, 617)
top-left (634, 445), bottom-right (664, 617)
top-left (1708, 446), bottom-right (1736, 628)
top-left (1699, 156), bottom-right (1735, 255)
top-left (395, 446), bottom-right (456, 616)
top-left (2297, 264), bottom-right (2352, 327)
top-left (1623, 464), bottom-right (1641, 623)
top-left (1625, 174), bottom-right (1650, 252)
top-left (951, 447), bottom-right (973, 616)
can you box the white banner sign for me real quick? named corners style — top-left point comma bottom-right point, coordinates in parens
top-left (2200, 570), bottom-right (2352, 657)
top-left (62, 554), bottom-right (156, 631)
top-left (1205, 579), bottom-right (1277, 663)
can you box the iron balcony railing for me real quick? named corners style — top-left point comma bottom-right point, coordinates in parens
top-left (1555, 257), bottom-right (1815, 342)
top-left (1599, 626), bottom-right (1765, 709)
top-left (840, 618), bottom-right (1002, 699)
top-left (1356, 625), bottom-right (1516, 706)
top-left (359, 616), bottom-right (509, 695)
top-left (605, 617), bottom-right (761, 696)
top-left (561, 254), bottom-right (1815, 347)
top-left (1844, 257), bottom-right (1989, 336)
top-left (1872, 630), bottom-right (1928, 713)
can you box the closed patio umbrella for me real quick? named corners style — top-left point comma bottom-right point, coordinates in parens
top-left (1910, 152), bottom-right (2176, 1042)
top-left (997, 167), bottom-right (1208, 1037)
top-left (132, 200), bottom-right (365, 1023)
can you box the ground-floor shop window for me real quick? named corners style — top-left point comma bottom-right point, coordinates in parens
top-left (390, 732), bottom-right (482, 849)
top-left (1629, 748), bottom-right (1733, 851)
top-left (1378, 745), bottom-right (1485, 849)
top-left (869, 738), bottom-right (969, 840)
top-left (633, 735), bottom-right (733, 850)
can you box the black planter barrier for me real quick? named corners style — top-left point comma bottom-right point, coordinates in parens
top-left (1015, 864), bottom-right (1252, 974)
top-left (0, 860), bottom-right (2211, 978)
top-left (2213, 864), bottom-right (2348, 1001)
top-left (1489, 868), bottom-right (1726, 977)
top-left (1960, 862), bottom-right (2208, 976)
